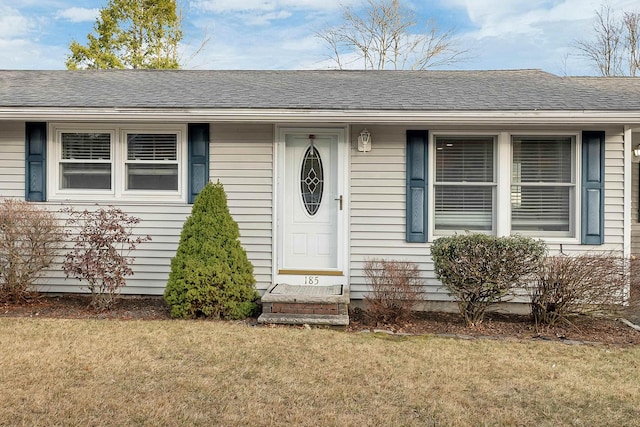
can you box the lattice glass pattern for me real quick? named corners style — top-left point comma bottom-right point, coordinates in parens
top-left (300, 145), bottom-right (324, 216)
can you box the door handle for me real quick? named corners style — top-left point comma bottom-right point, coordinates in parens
top-left (335, 195), bottom-right (343, 210)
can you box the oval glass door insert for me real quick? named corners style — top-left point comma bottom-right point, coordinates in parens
top-left (300, 145), bottom-right (324, 215)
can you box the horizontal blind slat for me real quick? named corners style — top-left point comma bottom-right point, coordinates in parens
top-left (435, 137), bottom-right (494, 183)
top-left (513, 137), bottom-right (572, 183)
top-left (127, 134), bottom-right (177, 161)
top-left (434, 136), bottom-right (495, 231)
top-left (435, 185), bottom-right (493, 230)
top-left (62, 133), bottom-right (111, 160)
top-left (511, 186), bottom-right (571, 232)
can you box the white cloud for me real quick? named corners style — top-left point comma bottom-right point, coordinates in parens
top-left (444, 0), bottom-right (638, 39)
top-left (191, 0), bottom-right (357, 13)
top-left (434, 0), bottom-right (640, 75)
top-left (0, 38), bottom-right (64, 69)
top-left (0, 6), bottom-right (32, 38)
top-left (56, 7), bottom-right (99, 23)
top-left (243, 10), bottom-right (293, 25)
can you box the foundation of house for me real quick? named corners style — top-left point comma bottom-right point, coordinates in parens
top-left (258, 283), bottom-right (350, 326)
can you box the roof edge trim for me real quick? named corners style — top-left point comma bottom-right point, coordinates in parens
top-left (0, 108), bottom-right (639, 125)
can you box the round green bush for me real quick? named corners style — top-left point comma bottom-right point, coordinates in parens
top-left (431, 233), bottom-right (547, 326)
top-left (164, 181), bottom-right (259, 319)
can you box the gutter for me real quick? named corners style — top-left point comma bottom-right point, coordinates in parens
top-left (1, 108), bottom-right (640, 125)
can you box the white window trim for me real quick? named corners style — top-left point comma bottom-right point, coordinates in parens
top-left (119, 127), bottom-right (183, 198)
top-left (428, 130), bottom-right (581, 244)
top-left (48, 123), bottom-right (188, 202)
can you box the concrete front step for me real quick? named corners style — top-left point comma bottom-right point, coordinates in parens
top-left (258, 313), bottom-right (349, 326)
top-left (258, 283), bottom-right (350, 326)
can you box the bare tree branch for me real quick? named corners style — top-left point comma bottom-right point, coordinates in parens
top-left (575, 3), bottom-right (623, 76)
top-left (624, 12), bottom-right (640, 76)
top-left (573, 2), bottom-right (640, 76)
top-left (317, 0), bottom-right (466, 70)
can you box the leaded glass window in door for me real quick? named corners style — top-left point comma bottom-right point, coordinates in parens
top-left (300, 145), bottom-right (324, 215)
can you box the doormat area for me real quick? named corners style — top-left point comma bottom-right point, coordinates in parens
top-left (270, 284), bottom-right (343, 296)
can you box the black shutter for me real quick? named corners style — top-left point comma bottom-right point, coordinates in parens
top-left (25, 122), bottom-right (46, 202)
top-left (406, 130), bottom-right (428, 243)
top-left (581, 131), bottom-right (605, 245)
top-left (188, 123), bottom-right (209, 203)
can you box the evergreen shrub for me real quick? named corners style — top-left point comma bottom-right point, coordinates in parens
top-left (164, 181), bottom-right (259, 319)
top-left (431, 233), bottom-right (546, 326)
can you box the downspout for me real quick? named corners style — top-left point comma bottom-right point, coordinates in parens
top-left (623, 126), bottom-right (632, 301)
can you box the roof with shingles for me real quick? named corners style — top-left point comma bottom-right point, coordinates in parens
top-left (1, 69), bottom-right (639, 111)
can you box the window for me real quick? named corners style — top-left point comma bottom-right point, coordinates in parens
top-left (126, 133), bottom-right (178, 191)
top-left (511, 136), bottom-right (575, 235)
top-left (50, 124), bottom-right (186, 201)
top-left (60, 132), bottom-right (112, 190)
top-left (434, 136), bottom-right (495, 231)
top-left (300, 145), bottom-right (324, 216)
top-left (428, 132), bottom-right (579, 240)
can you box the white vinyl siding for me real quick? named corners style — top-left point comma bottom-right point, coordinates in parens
top-left (349, 126), bottom-right (626, 302)
top-left (632, 133), bottom-right (640, 255)
top-left (210, 124), bottom-right (274, 293)
top-left (551, 128), bottom-right (624, 255)
top-left (34, 203), bottom-right (191, 295)
top-left (30, 123), bottom-right (275, 296)
top-left (350, 126), bottom-right (444, 301)
top-left (0, 121), bottom-right (627, 301)
top-left (0, 121), bottom-right (25, 198)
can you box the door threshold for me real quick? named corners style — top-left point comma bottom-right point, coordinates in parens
top-left (278, 269), bottom-right (343, 276)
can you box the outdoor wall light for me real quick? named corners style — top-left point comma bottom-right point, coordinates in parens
top-left (634, 145), bottom-right (640, 157)
top-left (358, 128), bottom-right (372, 152)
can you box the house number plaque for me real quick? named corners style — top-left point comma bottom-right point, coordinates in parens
top-left (304, 276), bottom-right (320, 285)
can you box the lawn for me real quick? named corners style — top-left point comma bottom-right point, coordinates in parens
top-left (1, 319), bottom-right (638, 426)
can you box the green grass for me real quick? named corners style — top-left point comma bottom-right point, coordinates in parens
top-left (1, 319), bottom-right (638, 426)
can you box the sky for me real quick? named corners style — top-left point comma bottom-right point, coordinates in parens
top-left (0, 0), bottom-right (639, 75)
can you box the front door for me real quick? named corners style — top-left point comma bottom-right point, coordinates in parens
top-left (276, 128), bottom-right (346, 286)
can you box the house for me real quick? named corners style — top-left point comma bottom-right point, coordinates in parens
top-left (1, 69), bottom-right (639, 322)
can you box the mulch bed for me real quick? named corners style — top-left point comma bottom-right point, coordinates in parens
top-left (1, 294), bottom-right (639, 346)
top-left (0, 295), bottom-right (170, 321)
top-left (348, 309), bottom-right (640, 346)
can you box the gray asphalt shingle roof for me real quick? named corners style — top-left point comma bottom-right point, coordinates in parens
top-left (1, 69), bottom-right (639, 111)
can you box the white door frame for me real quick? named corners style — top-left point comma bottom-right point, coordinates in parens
top-left (274, 126), bottom-right (350, 286)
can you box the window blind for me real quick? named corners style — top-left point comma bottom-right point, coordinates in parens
top-left (60, 132), bottom-right (111, 190)
top-left (511, 136), bottom-right (573, 234)
top-left (435, 186), bottom-right (493, 230)
top-left (126, 133), bottom-right (178, 191)
top-left (434, 136), bottom-right (494, 231)
top-left (512, 137), bottom-right (571, 183)
top-left (127, 134), bottom-right (177, 160)
top-left (62, 133), bottom-right (111, 160)
top-left (435, 137), bottom-right (493, 182)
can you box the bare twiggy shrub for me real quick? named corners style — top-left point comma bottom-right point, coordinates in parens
top-left (631, 256), bottom-right (640, 300)
top-left (531, 253), bottom-right (628, 326)
top-left (363, 258), bottom-right (424, 324)
top-left (0, 199), bottom-right (64, 302)
top-left (431, 234), bottom-right (547, 327)
top-left (62, 206), bottom-right (151, 311)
